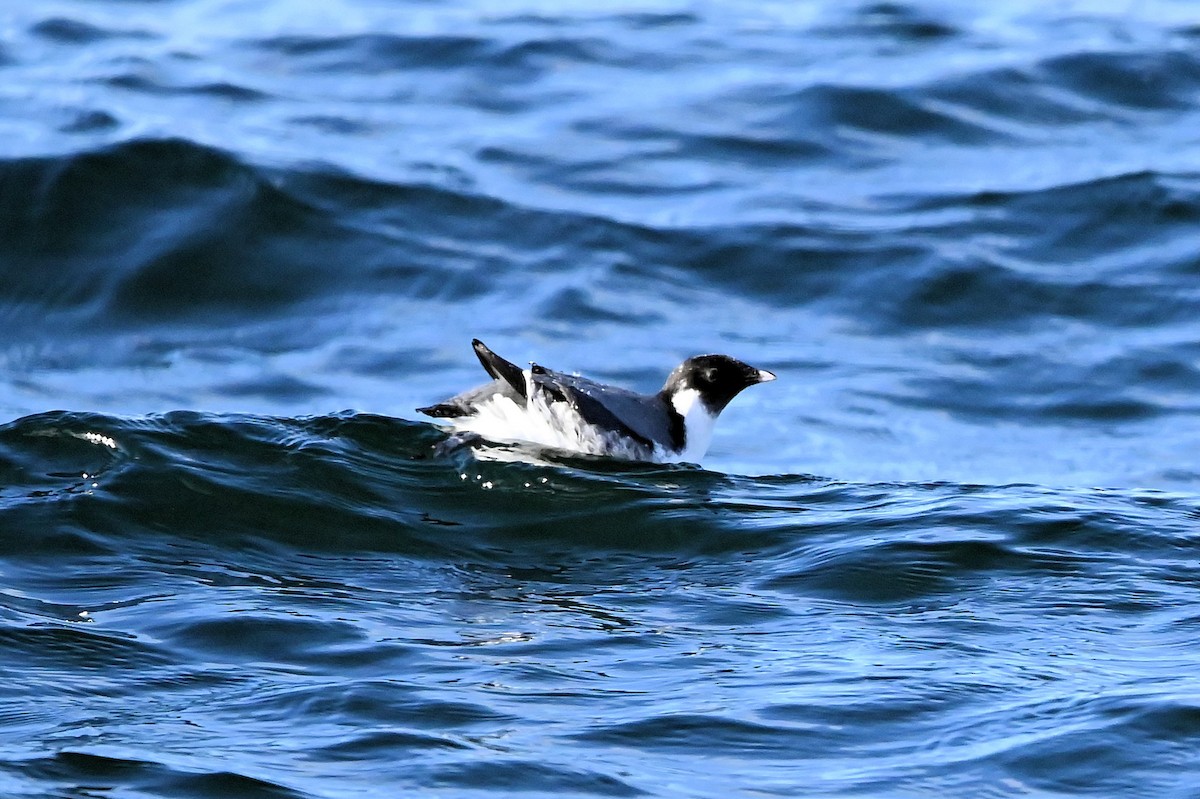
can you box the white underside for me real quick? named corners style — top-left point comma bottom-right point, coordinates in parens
top-left (448, 391), bottom-right (660, 462)
top-left (444, 382), bottom-right (722, 465)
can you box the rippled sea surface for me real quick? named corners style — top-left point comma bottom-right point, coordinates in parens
top-left (5, 2), bottom-right (1200, 797)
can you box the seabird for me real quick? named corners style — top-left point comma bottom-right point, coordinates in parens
top-left (417, 339), bottom-right (775, 463)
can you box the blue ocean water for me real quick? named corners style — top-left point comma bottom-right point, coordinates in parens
top-left (3, 1), bottom-right (1200, 796)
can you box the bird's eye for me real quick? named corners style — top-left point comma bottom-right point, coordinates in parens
top-left (702, 368), bottom-right (718, 383)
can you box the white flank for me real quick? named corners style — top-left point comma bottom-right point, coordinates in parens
top-left (447, 371), bottom-right (653, 461)
top-left (663, 387), bottom-right (717, 464)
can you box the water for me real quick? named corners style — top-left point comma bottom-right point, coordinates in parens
top-left (4, 1), bottom-right (1200, 796)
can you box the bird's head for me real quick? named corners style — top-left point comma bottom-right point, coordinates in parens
top-left (661, 354), bottom-right (776, 415)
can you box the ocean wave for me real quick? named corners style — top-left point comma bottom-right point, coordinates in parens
top-left (2, 409), bottom-right (1199, 797)
top-left (3, 409), bottom-right (1195, 562)
top-left (4, 125), bottom-right (1197, 338)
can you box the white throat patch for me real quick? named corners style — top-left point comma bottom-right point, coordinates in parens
top-left (666, 388), bottom-right (717, 463)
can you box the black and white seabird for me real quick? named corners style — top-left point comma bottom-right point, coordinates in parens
top-left (417, 339), bottom-right (776, 463)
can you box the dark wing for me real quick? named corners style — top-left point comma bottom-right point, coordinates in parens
top-left (472, 339), bottom-right (526, 399)
top-left (417, 340), bottom-right (528, 418)
top-left (529, 365), bottom-right (676, 450)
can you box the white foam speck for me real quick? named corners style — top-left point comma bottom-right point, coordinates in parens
top-left (77, 431), bottom-right (118, 449)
